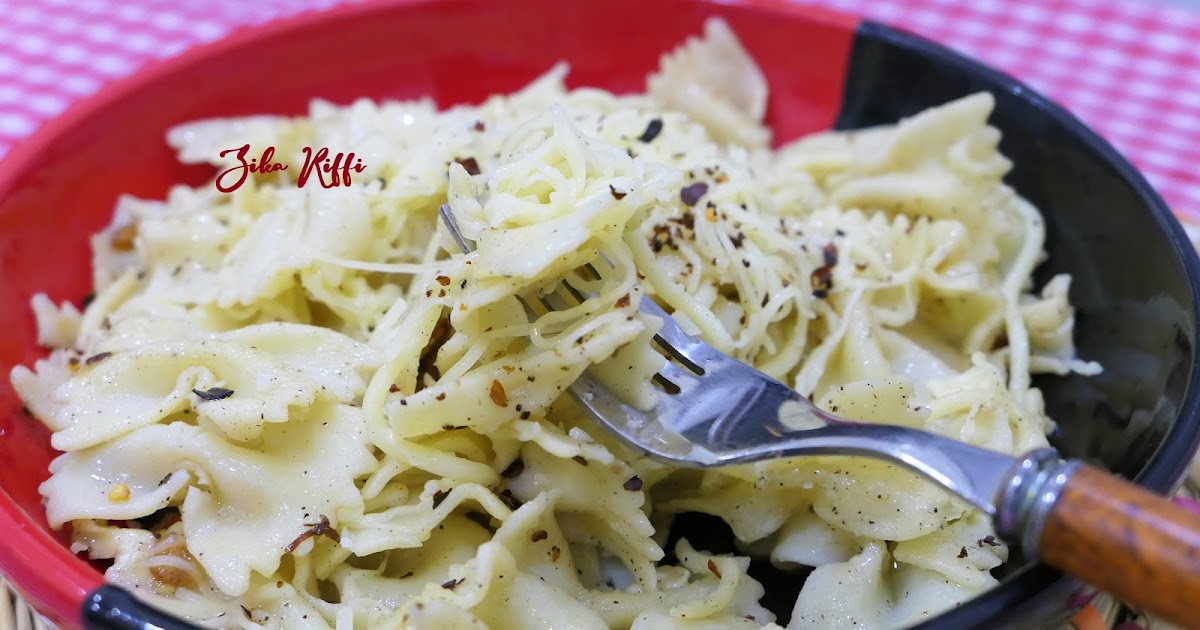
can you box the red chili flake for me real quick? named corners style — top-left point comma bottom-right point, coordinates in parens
top-left (435, 392), bottom-right (446, 401)
top-left (455, 157), bottom-right (481, 176)
top-left (609, 184), bottom-right (628, 200)
top-left (810, 265), bottom-right (834, 299)
top-left (489, 380), bottom-right (508, 407)
top-left (823, 242), bottom-right (839, 267)
top-left (572, 455), bottom-right (588, 466)
top-left (680, 182), bottom-right (708, 207)
top-left (436, 275), bottom-right (451, 286)
top-left (389, 383), bottom-right (400, 393)
top-left (550, 546), bottom-right (561, 562)
top-left (84, 352), bottom-right (112, 366)
top-left (623, 475), bottom-right (643, 491)
top-left (957, 547), bottom-right (969, 559)
top-left (276, 581), bottom-right (284, 588)
top-left (432, 489), bottom-right (450, 509)
top-left (284, 515), bottom-right (340, 554)
top-left (855, 262), bottom-right (868, 272)
top-left (707, 559), bottom-right (722, 578)
top-left (531, 530), bottom-right (548, 542)
top-left (615, 294), bottom-right (631, 308)
top-left (111, 223), bottom-right (138, 252)
top-left (638, 118), bottom-right (663, 143)
top-left (192, 387), bottom-right (234, 401)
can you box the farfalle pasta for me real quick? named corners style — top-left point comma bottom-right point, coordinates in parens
top-left (11, 18), bottom-right (1097, 630)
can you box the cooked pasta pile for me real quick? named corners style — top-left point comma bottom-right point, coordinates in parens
top-left (11, 19), bottom-right (1097, 630)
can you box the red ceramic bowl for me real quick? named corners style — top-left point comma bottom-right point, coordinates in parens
top-left (3, 1), bottom-right (1199, 629)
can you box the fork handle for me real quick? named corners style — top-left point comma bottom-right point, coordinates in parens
top-left (1034, 464), bottom-right (1200, 629)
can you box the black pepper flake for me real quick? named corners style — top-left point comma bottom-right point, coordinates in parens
top-left (455, 157), bottom-right (481, 176)
top-left (978, 535), bottom-right (1000, 547)
top-left (835, 228), bottom-right (846, 237)
top-left (158, 473), bottom-right (172, 486)
top-left (730, 232), bottom-right (745, 248)
top-left (742, 259), bottom-right (750, 268)
top-left (957, 547), bottom-right (969, 559)
top-left (441, 578), bottom-right (463, 590)
top-left (519, 411), bottom-right (531, 420)
top-left (242, 606), bottom-right (252, 619)
top-left (680, 182), bottom-right (708, 207)
top-left (498, 489), bottom-right (522, 510)
top-left (501, 458), bottom-right (525, 478)
top-left (399, 571), bottom-right (415, 579)
top-left (623, 475), bottom-right (643, 491)
top-left (389, 384), bottom-right (401, 393)
top-left (609, 184), bottom-right (628, 200)
top-left (472, 120), bottom-right (486, 132)
top-left (572, 455), bottom-right (588, 466)
top-left (84, 351), bottom-right (112, 366)
top-left (192, 387), bottom-right (234, 401)
top-left (80, 292), bottom-right (96, 309)
top-left (432, 489), bottom-right (450, 509)
top-left (531, 529), bottom-right (548, 542)
top-left (668, 211), bottom-right (696, 231)
top-left (823, 242), bottom-right (839, 267)
top-left (284, 514), bottom-right (340, 554)
top-left (638, 118), bottom-right (663, 143)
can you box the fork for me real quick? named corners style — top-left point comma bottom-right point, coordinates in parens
top-left (439, 204), bottom-right (1200, 628)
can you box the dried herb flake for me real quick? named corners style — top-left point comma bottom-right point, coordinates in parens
top-left (193, 387), bottom-right (234, 401)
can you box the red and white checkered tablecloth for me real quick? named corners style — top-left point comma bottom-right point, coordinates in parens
top-left (0, 0), bottom-right (1198, 220)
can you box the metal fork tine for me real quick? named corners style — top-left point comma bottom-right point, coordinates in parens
top-left (656, 361), bottom-right (700, 393)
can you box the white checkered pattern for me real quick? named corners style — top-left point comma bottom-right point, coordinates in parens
top-left (0, 0), bottom-right (1198, 219)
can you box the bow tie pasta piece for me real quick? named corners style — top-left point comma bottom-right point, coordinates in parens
top-left (43, 402), bottom-right (375, 596)
top-left (20, 323), bottom-right (378, 449)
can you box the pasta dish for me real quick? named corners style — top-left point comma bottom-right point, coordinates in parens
top-left (10, 19), bottom-right (1097, 630)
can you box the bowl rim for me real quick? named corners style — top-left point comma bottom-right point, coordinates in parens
top-left (844, 19), bottom-right (1200, 630)
top-left (2, 1), bottom-right (1199, 629)
top-left (0, 0), bottom-right (858, 623)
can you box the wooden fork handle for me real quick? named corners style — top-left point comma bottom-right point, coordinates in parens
top-left (1037, 464), bottom-right (1200, 629)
